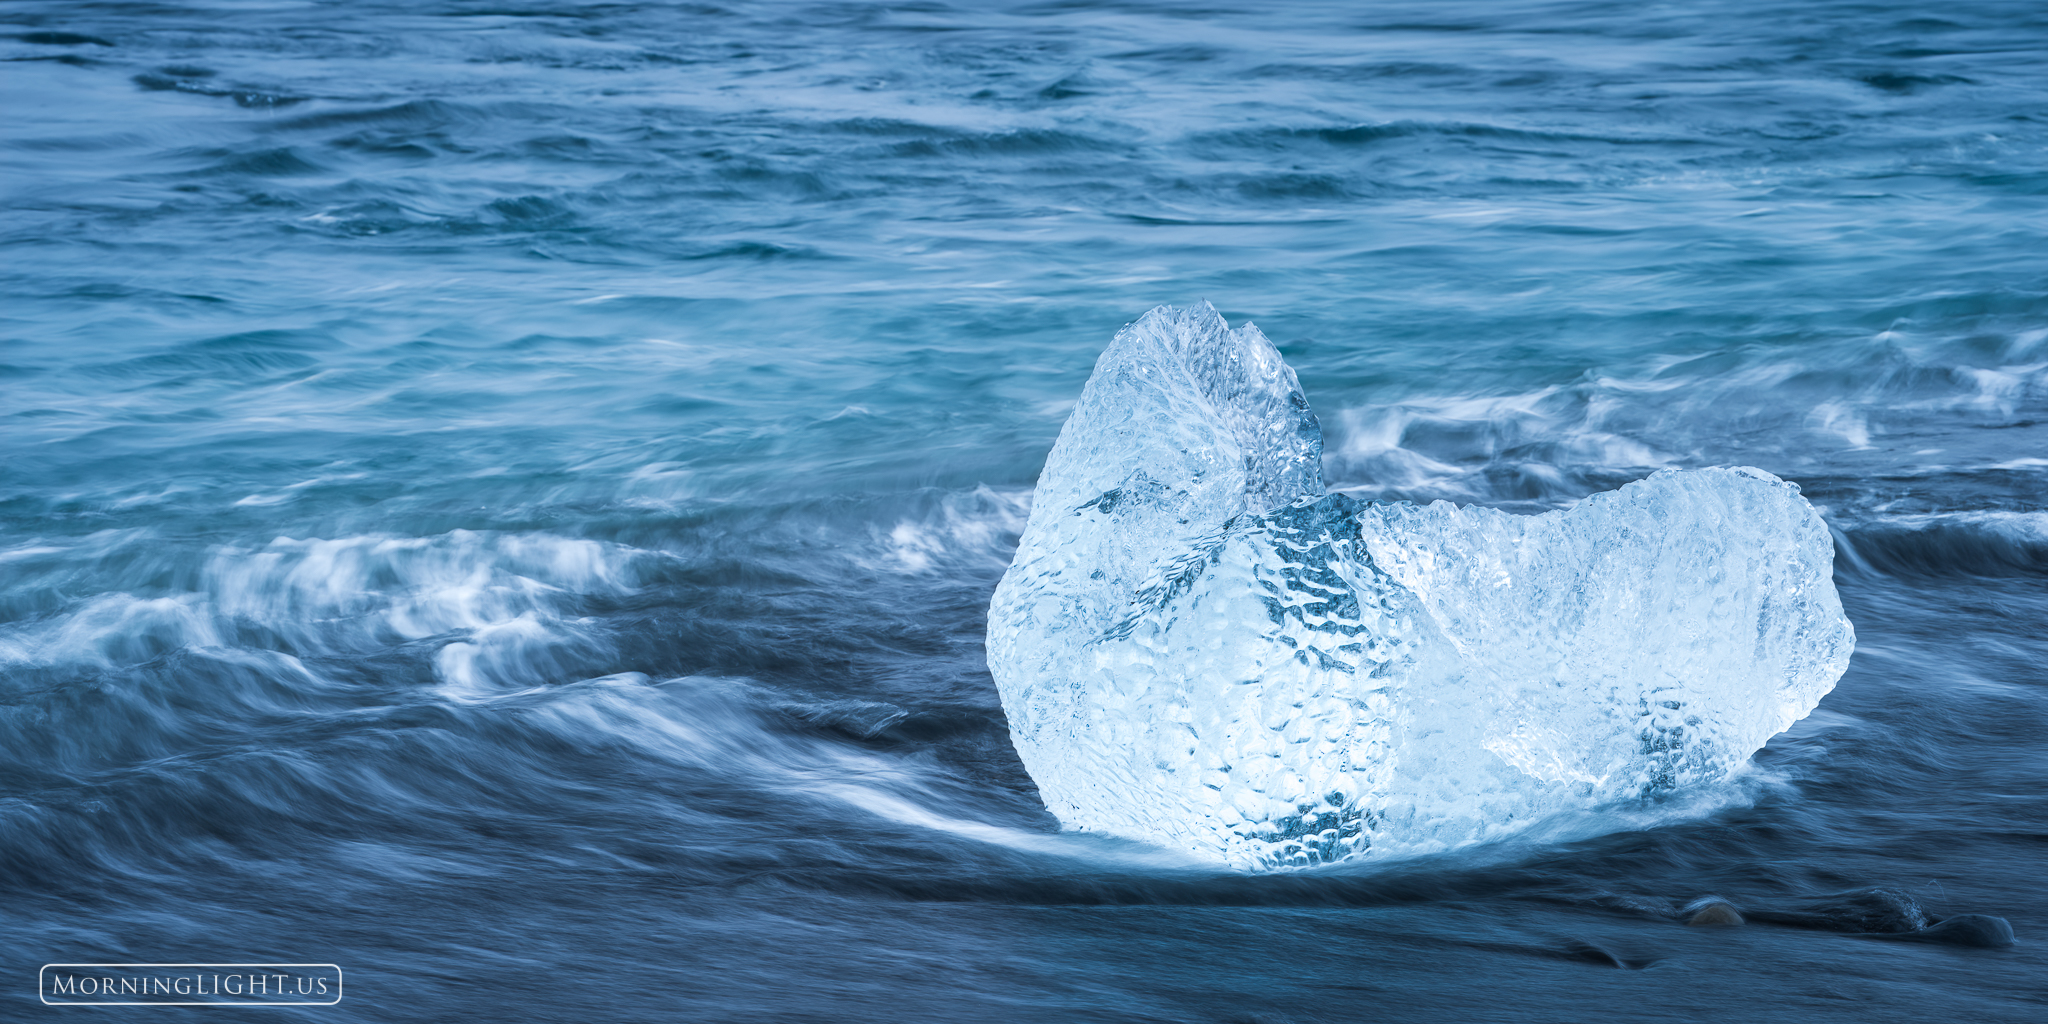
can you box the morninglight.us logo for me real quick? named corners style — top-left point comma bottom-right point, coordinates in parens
top-left (40, 964), bottom-right (343, 1006)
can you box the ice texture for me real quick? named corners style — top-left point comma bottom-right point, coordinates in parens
top-left (987, 304), bottom-right (1855, 870)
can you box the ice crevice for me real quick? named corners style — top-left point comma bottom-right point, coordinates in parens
top-left (986, 304), bottom-right (1854, 871)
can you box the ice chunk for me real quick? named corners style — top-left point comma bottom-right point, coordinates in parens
top-left (987, 304), bottom-right (1854, 870)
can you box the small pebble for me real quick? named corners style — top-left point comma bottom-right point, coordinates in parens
top-left (1877, 914), bottom-right (2016, 948)
top-left (1688, 902), bottom-right (1745, 927)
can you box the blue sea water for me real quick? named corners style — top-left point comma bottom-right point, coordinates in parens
top-left (3, 0), bottom-right (2045, 1019)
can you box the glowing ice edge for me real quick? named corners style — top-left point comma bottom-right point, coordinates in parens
top-left (987, 304), bottom-right (1854, 871)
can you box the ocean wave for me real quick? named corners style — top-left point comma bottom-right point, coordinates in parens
top-left (859, 485), bottom-right (1028, 576)
top-left (1838, 511), bottom-right (2048, 578)
top-left (1318, 323), bottom-right (2047, 508)
top-left (0, 529), bottom-right (644, 707)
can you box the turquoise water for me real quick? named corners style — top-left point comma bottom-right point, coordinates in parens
top-left (4, 1), bottom-right (2045, 1019)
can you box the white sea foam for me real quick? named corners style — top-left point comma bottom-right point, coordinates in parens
top-left (0, 529), bottom-right (645, 707)
top-left (862, 485), bottom-right (1030, 576)
top-left (1872, 510), bottom-right (2048, 543)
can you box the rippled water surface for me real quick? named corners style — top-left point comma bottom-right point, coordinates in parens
top-left (5, 1), bottom-right (2046, 1020)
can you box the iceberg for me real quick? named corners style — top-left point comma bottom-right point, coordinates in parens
top-left (987, 304), bottom-right (1854, 870)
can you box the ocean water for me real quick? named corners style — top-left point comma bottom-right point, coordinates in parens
top-left (3, 0), bottom-right (2045, 1019)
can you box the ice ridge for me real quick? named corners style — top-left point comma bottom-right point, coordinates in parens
top-left (987, 304), bottom-right (1854, 870)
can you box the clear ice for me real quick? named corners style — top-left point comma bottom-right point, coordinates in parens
top-left (987, 304), bottom-right (1855, 870)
